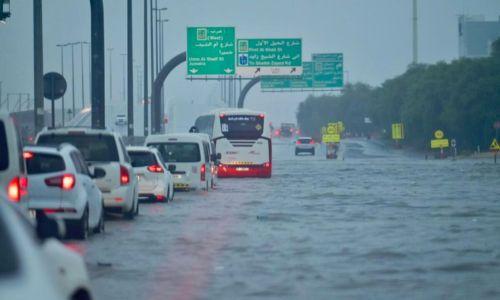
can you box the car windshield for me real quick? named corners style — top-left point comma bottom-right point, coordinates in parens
top-left (26, 153), bottom-right (65, 174)
top-left (37, 134), bottom-right (119, 162)
top-left (0, 122), bottom-right (8, 171)
top-left (128, 151), bottom-right (157, 167)
top-left (148, 142), bottom-right (201, 163)
top-left (298, 138), bottom-right (312, 144)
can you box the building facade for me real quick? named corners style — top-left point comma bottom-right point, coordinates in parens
top-left (459, 15), bottom-right (500, 58)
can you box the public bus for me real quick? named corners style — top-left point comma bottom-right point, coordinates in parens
top-left (194, 109), bottom-right (272, 178)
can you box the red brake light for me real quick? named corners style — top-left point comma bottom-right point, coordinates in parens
top-left (310, 139), bottom-right (315, 144)
top-left (200, 164), bottom-right (206, 181)
top-left (296, 140), bottom-right (302, 144)
top-left (7, 177), bottom-right (22, 202)
top-left (219, 113), bottom-right (225, 118)
top-left (264, 162), bottom-right (271, 168)
top-left (258, 113), bottom-right (265, 119)
top-left (120, 165), bottom-right (130, 185)
top-left (147, 164), bottom-right (164, 173)
top-left (45, 174), bottom-right (75, 190)
top-left (23, 151), bottom-right (34, 159)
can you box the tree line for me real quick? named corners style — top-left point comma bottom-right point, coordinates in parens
top-left (297, 39), bottom-right (500, 151)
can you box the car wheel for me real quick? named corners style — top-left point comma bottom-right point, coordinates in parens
top-left (134, 199), bottom-right (139, 215)
top-left (93, 203), bottom-right (105, 234)
top-left (74, 207), bottom-right (89, 240)
top-left (124, 199), bottom-right (136, 220)
top-left (295, 149), bottom-right (299, 155)
top-left (170, 188), bottom-right (175, 201)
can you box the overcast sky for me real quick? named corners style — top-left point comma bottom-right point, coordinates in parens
top-left (1, 0), bottom-right (500, 132)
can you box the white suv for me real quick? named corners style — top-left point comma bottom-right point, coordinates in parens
top-left (127, 146), bottom-right (174, 202)
top-left (35, 128), bottom-right (139, 219)
top-left (0, 197), bottom-right (93, 300)
top-left (0, 112), bottom-right (28, 203)
top-left (295, 137), bottom-right (316, 155)
top-left (24, 144), bottom-right (105, 239)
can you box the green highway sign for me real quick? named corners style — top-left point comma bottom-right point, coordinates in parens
top-left (261, 62), bottom-right (312, 89)
top-left (187, 27), bottom-right (235, 75)
top-left (312, 53), bottom-right (343, 88)
top-left (261, 53), bottom-right (343, 90)
top-left (237, 38), bottom-right (302, 76)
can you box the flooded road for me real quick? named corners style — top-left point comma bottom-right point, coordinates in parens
top-left (83, 139), bottom-right (500, 299)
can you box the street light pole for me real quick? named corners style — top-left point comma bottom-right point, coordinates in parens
top-left (127, 0), bottom-right (134, 136)
top-left (79, 41), bottom-right (89, 109)
top-left (56, 43), bottom-right (66, 125)
top-left (107, 48), bottom-right (113, 103)
top-left (143, 0), bottom-right (149, 136)
top-left (33, 0), bottom-right (44, 132)
top-left (121, 53), bottom-right (126, 102)
top-left (71, 42), bottom-right (76, 119)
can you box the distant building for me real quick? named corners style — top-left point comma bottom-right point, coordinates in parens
top-left (459, 15), bottom-right (500, 58)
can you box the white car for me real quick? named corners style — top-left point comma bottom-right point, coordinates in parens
top-left (23, 144), bottom-right (105, 239)
top-left (0, 112), bottom-right (28, 203)
top-left (145, 133), bottom-right (211, 191)
top-left (127, 146), bottom-right (174, 202)
top-left (295, 137), bottom-right (316, 155)
top-left (0, 197), bottom-right (93, 300)
top-left (197, 133), bottom-right (219, 189)
top-left (35, 127), bottom-right (139, 219)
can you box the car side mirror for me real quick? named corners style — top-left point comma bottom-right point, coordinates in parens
top-left (168, 164), bottom-right (176, 173)
top-left (36, 211), bottom-right (65, 240)
top-left (91, 167), bottom-right (106, 179)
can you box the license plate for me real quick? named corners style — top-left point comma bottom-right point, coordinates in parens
top-left (174, 174), bottom-right (182, 179)
top-left (236, 167), bottom-right (249, 171)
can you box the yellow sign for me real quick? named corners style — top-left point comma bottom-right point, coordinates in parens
top-left (434, 130), bottom-right (444, 139)
top-left (326, 125), bottom-right (336, 134)
top-left (326, 122), bottom-right (344, 135)
top-left (490, 138), bottom-right (500, 151)
top-left (431, 139), bottom-right (449, 149)
top-left (392, 123), bottom-right (404, 140)
top-left (322, 134), bottom-right (340, 143)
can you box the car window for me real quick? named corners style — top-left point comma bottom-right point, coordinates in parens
top-left (0, 121), bottom-right (8, 171)
top-left (37, 134), bottom-right (119, 162)
top-left (26, 153), bottom-right (65, 174)
top-left (0, 209), bottom-right (20, 277)
top-left (119, 138), bottom-right (131, 163)
top-left (148, 142), bottom-right (201, 163)
top-left (298, 138), bottom-right (312, 144)
top-left (70, 152), bottom-right (84, 174)
top-left (75, 152), bottom-right (90, 176)
top-left (128, 151), bottom-right (157, 167)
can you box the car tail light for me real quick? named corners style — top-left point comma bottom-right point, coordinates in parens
top-left (156, 195), bottom-right (166, 201)
top-left (310, 139), bottom-right (315, 144)
top-left (120, 165), bottom-right (130, 185)
top-left (219, 113), bottom-right (225, 118)
top-left (147, 164), bottom-right (164, 173)
top-left (263, 162), bottom-right (271, 169)
top-left (45, 174), bottom-right (76, 190)
top-left (258, 113), bottom-right (265, 119)
top-left (23, 151), bottom-right (34, 159)
top-left (7, 176), bottom-right (28, 202)
top-left (296, 140), bottom-right (302, 144)
top-left (200, 164), bottom-right (206, 181)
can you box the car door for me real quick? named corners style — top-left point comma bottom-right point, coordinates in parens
top-left (71, 151), bottom-right (99, 227)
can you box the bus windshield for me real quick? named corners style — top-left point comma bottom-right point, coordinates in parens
top-left (220, 115), bottom-right (264, 139)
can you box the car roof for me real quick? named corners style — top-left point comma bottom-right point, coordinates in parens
top-left (24, 144), bottom-right (78, 155)
top-left (146, 133), bottom-right (206, 143)
top-left (38, 127), bottom-right (117, 137)
top-left (126, 146), bottom-right (154, 152)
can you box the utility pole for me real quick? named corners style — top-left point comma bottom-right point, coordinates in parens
top-left (33, 0), bottom-right (44, 132)
top-left (0, 81), bottom-right (2, 110)
top-left (413, 0), bottom-right (418, 64)
top-left (143, 0), bottom-right (149, 136)
top-left (56, 44), bottom-right (66, 125)
top-left (127, 0), bottom-right (134, 136)
top-left (107, 48), bottom-right (113, 103)
top-left (89, 0), bottom-right (105, 129)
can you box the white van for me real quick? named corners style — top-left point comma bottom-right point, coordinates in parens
top-left (0, 112), bottom-right (28, 203)
top-left (145, 133), bottom-right (212, 191)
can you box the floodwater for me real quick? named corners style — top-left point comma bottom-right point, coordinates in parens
top-left (82, 139), bottom-right (500, 300)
